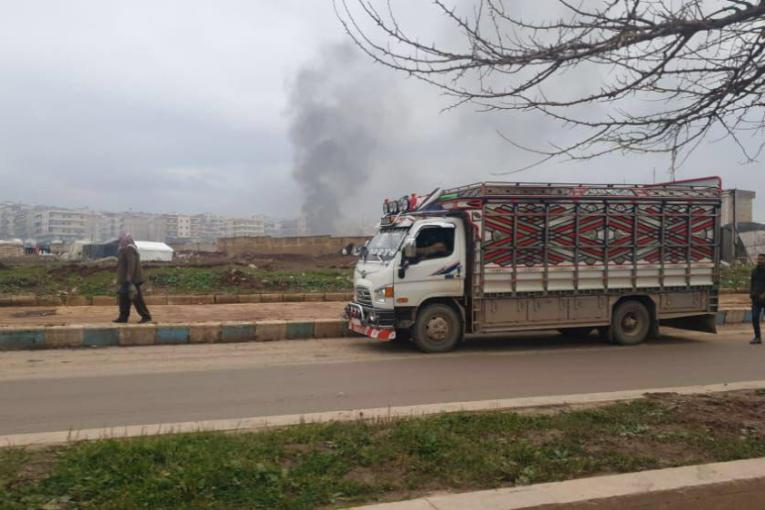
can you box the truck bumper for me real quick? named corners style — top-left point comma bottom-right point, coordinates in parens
top-left (345, 303), bottom-right (397, 341)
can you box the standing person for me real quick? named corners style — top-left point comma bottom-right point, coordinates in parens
top-left (114, 233), bottom-right (152, 324)
top-left (750, 254), bottom-right (765, 344)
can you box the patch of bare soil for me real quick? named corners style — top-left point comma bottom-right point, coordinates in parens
top-left (9, 448), bottom-right (58, 488)
top-left (173, 253), bottom-right (356, 271)
top-left (651, 390), bottom-right (765, 436)
top-left (585, 391), bottom-right (765, 466)
top-left (10, 309), bottom-right (58, 318)
top-left (48, 263), bottom-right (110, 278)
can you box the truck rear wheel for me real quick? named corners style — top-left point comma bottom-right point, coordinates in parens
top-left (413, 304), bottom-right (462, 353)
top-left (612, 301), bottom-right (652, 346)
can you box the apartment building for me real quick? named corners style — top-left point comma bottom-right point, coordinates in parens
top-left (224, 216), bottom-right (266, 237)
top-left (164, 214), bottom-right (194, 241)
top-left (0, 203), bottom-right (19, 239)
top-left (119, 214), bottom-right (167, 242)
top-left (32, 209), bottom-right (100, 243)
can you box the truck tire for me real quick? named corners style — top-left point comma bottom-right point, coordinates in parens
top-left (558, 327), bottom-right (594, 338)
top-left (413, 304), bottom-right (462, 353)
top-left (612, 301), bottom-right (652, 346)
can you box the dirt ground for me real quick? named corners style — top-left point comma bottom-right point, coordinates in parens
top-left (126, 253), bottom-right (355, 272)
top-left (0, 302), bottom-right (346, 327)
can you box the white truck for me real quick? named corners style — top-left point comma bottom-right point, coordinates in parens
top-left (346, 178), bottom-right (721, 352)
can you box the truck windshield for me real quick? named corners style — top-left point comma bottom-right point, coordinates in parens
top-left (365, 228), bottom-right (408, 261)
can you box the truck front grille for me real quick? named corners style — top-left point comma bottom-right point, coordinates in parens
top-left (355, 286), bottom-right (373, 306)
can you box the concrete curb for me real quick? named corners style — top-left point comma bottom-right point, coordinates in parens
top-left (0, 319), bottom-right (353, 350)
top-left (2, 380), bottom-right (764, 448)
top-left (0, 292), bottom-right (354, 308)
top-left (0, 308), bottom-right (751, 351)
top-left (351, 458), bottom-right (765, 510)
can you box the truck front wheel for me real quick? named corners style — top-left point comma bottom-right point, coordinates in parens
top-left (612, 301), bottom-right (652, 346)
top-left (413, 304), bottom-right (462, 353)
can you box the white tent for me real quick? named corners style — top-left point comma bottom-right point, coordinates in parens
top-left (135, 241), bottom-right (174, 262)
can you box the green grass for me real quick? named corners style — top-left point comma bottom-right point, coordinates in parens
top-left (721, 263), bottom-right (754, 292)
top-left (2, 394), bottom-right (764, 510)
top-left (0, 265), bottom-right (353, 297)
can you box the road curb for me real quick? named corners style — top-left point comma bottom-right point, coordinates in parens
top-left (2, 380), bottom-right (764, 448)
top-left (350, 457), bottom-right (765, 510)
top-left (0, 292), bottom-right (354, 308)
top-left (0, 308), bottom-right (750, 351)
top-left (0, 318), bottom-right (353, 350)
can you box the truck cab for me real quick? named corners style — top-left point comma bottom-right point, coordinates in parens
top-left (347, 202), bottom-right (468, 351)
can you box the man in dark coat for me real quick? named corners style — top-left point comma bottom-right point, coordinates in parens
top-left (750, 254), bottom-right (765, 344)
top-left (114, 233), bottom-right (152, 323)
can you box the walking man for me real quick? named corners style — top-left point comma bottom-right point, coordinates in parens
top-left (750, 254), bottom-right (765, 344)
top-left (114, 233), bottom-right (152, 324)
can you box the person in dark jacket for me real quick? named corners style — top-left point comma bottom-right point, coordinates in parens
top-left (114, 233), bottom-right (152, 323)
top-left (750, 254), bottom-right (765, 344)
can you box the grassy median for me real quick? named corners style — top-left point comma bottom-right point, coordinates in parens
top-left (2, 391), bottom-right (765, 510)
top-left (0, 264), bottom-right (352, 297)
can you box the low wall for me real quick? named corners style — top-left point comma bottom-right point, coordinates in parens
top-left (169, 242), bottom-right (219, 254)
top-left (0, 244), bottom-right (24, 258)
top-left (217, 235), bottom-right (369, 257)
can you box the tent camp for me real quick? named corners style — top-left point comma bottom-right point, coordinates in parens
top-left (135, 241), bottom-right (174, 262)
top-left (81, 239), bottom-right (174, 262)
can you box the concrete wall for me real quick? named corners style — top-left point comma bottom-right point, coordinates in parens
top-left (170, 242), bottom-right (219, 254)
top-left (0, 243), bottom-right (24, 258)
top-left (217, 235), bottom-right (369, 257)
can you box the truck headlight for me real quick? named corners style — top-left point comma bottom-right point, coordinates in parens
top-left (374, 286), bottom-right (394, 303)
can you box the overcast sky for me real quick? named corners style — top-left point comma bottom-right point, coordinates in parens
top-left (0, 0), bottom-right (762, 228)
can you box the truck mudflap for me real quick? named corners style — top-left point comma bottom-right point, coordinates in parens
top-left (348, 319), bottom-right (397, 341)
top-left (660, 314), bottom-right (718, 334)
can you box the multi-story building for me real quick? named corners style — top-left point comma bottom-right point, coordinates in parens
top-left (224, 216), bottom-right (266, 238)
top-left (0, 203), bottom-right (19, 239)
top-left (278, 217), bottom-right (309, 237)
top-left (197, 214), bottom-right (227, 241)
top-left (97, 213), bottom-right (121, 241)
top-left (0, 201), bottom-right (320, 243)
top-left (164, 214), bottom-right (194, 241)
top-left (32, 209), bottom-right (100, 244)
top-left (118, 214), bottom-right (167, 242)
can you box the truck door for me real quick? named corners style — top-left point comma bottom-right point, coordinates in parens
top-left (394, 222), bottom-right (465, 305)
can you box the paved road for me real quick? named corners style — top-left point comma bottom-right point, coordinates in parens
top-left (1, 326), bottom-right (763, 435)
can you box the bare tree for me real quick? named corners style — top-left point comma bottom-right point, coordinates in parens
top-left (336, 0), bottom-right (765, 169)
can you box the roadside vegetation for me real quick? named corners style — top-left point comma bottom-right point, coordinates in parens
top-left (721, 263), bottom-right (754, 293)
top-left (2, 391), bottom-right (764, 510)
top-left (0, 261), bottom-right (753, 299)
top-left (0, 263), bottom-right (353, 297)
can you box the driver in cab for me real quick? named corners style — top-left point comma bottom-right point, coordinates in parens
top-left (414, 229), bottom-right (450, 261)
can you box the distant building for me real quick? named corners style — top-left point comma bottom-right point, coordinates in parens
top-left (0, 200), bottom-right (316, 244)
top-left (721, 189), bottom-right (756, 226)
top-left (224, 216), bottom-right (266, 237)
top-left (119, 214), bottom-right (167, 242)
top-left (197, 214), bottom-right (227, 241)
top-left (32, 208), bottom-right (99, 244)
top-left (164, 214), bottom-right (194, 241)
top-left (278, 217), bottom-right (308, 237)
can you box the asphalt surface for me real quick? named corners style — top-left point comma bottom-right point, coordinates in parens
top-left (1, 325), bottom-right (763, 436)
